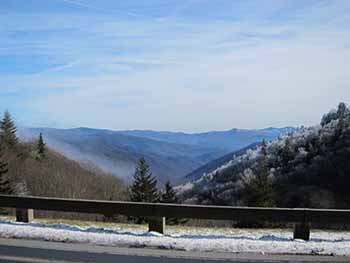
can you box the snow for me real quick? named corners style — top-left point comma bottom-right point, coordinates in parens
top-left (0, 219), bottom-right (350, 255)
top-left (174, 182), bottom-right (194, 194)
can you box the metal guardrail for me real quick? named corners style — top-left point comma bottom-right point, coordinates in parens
top-left (1, 194), bottom-right (349, 240)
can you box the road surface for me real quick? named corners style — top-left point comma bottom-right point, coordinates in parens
top-left (0, 238), bottom-right (349, 263)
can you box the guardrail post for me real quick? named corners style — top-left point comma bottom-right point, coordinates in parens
top-left (293, 209), bottom-right (310, 241)
top-left (148, 217), bottom-right (165, 234)
top-left (16, 208), bottom-right (34, 223)
top-left (293, 222), bottom-right (310, 240)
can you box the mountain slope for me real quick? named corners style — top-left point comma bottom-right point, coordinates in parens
top-left (179, 104), bottom-right (350, 209)
top-left (3, 141), bottom-right (126, 202)
top-left (185, 143), bottom-right (259, 181)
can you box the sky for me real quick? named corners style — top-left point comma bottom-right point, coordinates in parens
top-left (1, 0), bottom-right (350, 132)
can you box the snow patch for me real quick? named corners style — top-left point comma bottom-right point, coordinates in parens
top-left (0, 219), bottom-right (349, 255)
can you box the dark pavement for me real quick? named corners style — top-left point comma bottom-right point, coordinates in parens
top-left (0, 238), bottom-right (348, 263)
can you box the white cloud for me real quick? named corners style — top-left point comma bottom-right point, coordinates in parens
top-left (1, 0), bottom-right (350, 131)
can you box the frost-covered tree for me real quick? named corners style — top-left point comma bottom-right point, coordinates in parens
top-left (321, 102), bottom-right (349, 126)
top-left (242, 141), bottom-right (275, 207)
top-left (336, 102), bottom-right (349, 119)
top-left (278, 138), bottom-right (294, 166)
top-left (260, 139), bottom-right (268, 156)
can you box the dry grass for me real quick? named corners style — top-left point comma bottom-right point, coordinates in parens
top-left (4, 142), bottom-right (128, 201)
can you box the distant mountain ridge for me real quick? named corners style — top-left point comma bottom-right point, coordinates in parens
top-left (118, 127), bottom-right (295, 152)
top-left (18, 126), bottom-right (294, 184)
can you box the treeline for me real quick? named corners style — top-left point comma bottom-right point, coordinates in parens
top-left (0, 111), bottom-right (127, 203)
top-left (180, 102), bottom-right (350, 210)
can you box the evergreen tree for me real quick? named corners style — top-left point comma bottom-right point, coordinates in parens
top-left (129, 157), bottom-right (159, 223)
top-left (161, 181), bottom-right (178, 203)
top-left (243, 141), bottom-right (275, 207)
top-left (279, 138), bottom-right (294, 166)
top-left (0, 148), bottom-right (12, 195)
top-left (260, 139), bottom-right (268, 156)
top-left (37, 133), bottom-right (46, 158)
top-left (336, 102), bottom-right (348, 119)
top-left (321, 102), bottom-right (349, 126)
top-left (0, 110), bottom-right (18, 147)
top-left (160, 181), bottom-right (186, 225)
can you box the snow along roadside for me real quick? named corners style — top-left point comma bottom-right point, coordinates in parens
top-left (0, 219), bottom-right (349, 256)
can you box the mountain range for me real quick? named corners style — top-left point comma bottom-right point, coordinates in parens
top-left (18, 127), bottom-right (294, 184)
top-left (117, 127), bottom-right (295, 152)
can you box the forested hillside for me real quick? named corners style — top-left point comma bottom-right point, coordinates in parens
top-left (0, 112), bottom-right (126, 202)
top-left (179, 103), bottom-right (350, 209)
top-left (185, 143), bottom-right (259, 181)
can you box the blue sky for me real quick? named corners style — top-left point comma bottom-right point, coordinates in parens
top-left (1, 0), bottom-right (350, 132)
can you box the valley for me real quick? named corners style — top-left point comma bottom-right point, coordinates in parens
top-left (18, 127), bottom-right (292, 184)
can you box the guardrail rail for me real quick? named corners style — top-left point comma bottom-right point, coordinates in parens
top-left (1, 194), bottom-right (350, 240)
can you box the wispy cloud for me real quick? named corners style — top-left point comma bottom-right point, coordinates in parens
top-left (56, 0), bottom-right (140, 17)
top-left (1, 0), bottom-right (350, 131)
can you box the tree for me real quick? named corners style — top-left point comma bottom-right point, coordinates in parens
top-left (161, 181), bottom-right (178, 203)
top-left (37, 133), bottom-right (46, 158)
top-left (279, 138), bottom-right (294, 166)
top-left (0, 110), bottom-right (18, 147)
top-left (321, 102), bottom-right (350, 126)
top-left (129, 157), bottom-right (159, 223)
top-left (0, 148), bottom-right (12, 195)
top-left (243, 164), bottom-right (275, 207)
top-left (160, 181), bottom-right (186, 225)
top-left (260, 139), bottom-right (268, 156)
top-left (336, 102), bottom-right (348, 119)
top-left (243, 141), bottom-right (275, 207)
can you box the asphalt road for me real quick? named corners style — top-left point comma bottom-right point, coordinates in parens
top-left (0, 238), bottom-right (349, 263)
